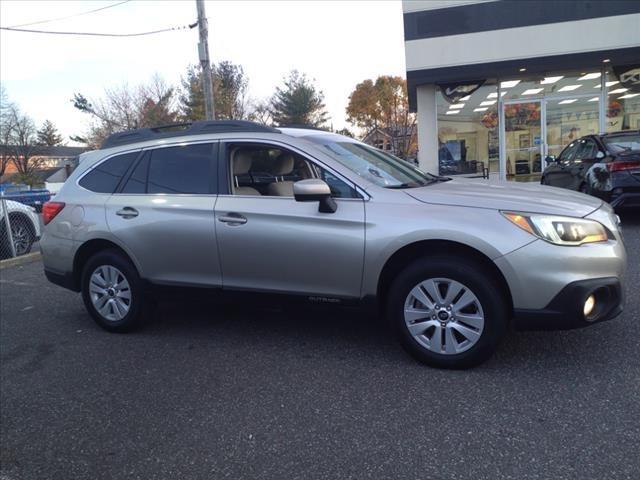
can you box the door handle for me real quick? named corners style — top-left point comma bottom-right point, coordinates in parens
top-left (218, 213), bottom-right (247, 225)
top-left (116, 207), bottom-right (139, 219)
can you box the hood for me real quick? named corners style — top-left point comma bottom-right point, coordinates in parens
top-left (405, 178), bottom-right (602, 217)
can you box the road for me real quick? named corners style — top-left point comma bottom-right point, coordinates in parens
top-left (1, 212), bottom-right (639, 480)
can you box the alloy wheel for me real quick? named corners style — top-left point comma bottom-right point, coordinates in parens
top-left (89, 265), bottom-right (132, 321)
top-left (404, 278), bottom-right (485, 355)
top-left (11, 223), bottom-right (31, 256)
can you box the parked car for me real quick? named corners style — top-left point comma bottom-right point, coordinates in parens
top-left (41, 121), bottom-right (626, 368)
top-left (0, 198), bottom-right (41, 259)
top-left (541, 130), bottom-right (640, 209)
top-left (0, 183), bottom-right (52, 212)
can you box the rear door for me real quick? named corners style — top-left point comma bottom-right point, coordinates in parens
top-left (106, 142), bottom-right (222, 287)
top-left (214, 140), bottom-right (365, 299)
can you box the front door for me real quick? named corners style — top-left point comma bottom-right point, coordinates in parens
top-left (215, 141), bottom-right (365, 299)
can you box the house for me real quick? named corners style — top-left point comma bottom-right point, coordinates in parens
top-left (362, 126), bottom-right (417, 160)
top-left (45, 161), bottom-right (78, 194)
top-left (0, 145), bottom-right (86, 178)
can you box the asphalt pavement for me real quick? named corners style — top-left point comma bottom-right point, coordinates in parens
top-left (1, 212), bottom-right (639, 480)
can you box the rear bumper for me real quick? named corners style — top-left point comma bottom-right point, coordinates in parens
top-left (609, 192), bottom-right (640, 209)
top-left (44, 268), bottom-right (80, 292)
top-left (512, 277), bottom-right (623, 331)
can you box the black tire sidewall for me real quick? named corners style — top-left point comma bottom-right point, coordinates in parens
top-left (81, 249), bottom-right (145, 333)
top-left (7, 214), bottom-right (34, 256)
top-left (387, 256), bottom-right (508, 369)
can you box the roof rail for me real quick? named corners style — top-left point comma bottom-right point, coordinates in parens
top-left (100, 120), bottom-right (280, 149)
top-left (278, 124), bottom-right (330, 131)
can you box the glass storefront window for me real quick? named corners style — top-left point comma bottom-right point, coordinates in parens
top-left (546, 96), bottom-right (600, 159)
top-left (436, 84), bottom-right (499, 176)
top-left (504, 102), bottom-right (543, 181)
top-left (605, 68), bottom-right (640, 132)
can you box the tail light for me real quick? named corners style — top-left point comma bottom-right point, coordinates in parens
top-left (607, 161), bottom-right (640, 172)
top-left (42, 202), bottom-right (65, 225)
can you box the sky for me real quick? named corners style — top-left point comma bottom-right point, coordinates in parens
top-left (0, 0), bottom-right (407, 144)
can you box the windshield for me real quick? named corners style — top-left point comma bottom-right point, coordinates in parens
top-left (604, 134), bottom-right (640, 153)
top-left (305, 135), bottom-right (440, 188)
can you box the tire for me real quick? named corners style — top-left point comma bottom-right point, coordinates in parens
top-left (81, 249), bottom-right (147, 333)
top-left (387, 256), bottom-right (509, 369)
top-left (9, 214), bottom-right (35, 256)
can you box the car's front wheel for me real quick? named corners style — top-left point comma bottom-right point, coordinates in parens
top-left (81, 249), bottom-right (147, 332)
top-left (387, 256), bottom-right (508, 369)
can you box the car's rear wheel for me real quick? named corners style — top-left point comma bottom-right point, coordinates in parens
top-left (387, 256), bottom-right (508, 369)
top-left (81, 249), bottom-right (147, 332)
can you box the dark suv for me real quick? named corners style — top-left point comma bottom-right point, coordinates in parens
top-left (541, 130), bottom-right (640, 209)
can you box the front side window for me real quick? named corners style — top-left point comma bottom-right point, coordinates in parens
top-left (305, 135), bottom-right (440, 188)
top-left (79, 151), bottom-right (139, 193)
top-left (228, 144), bottom-right (359, 198)
top-left (146, 143), bottom-right (214, 194)
top-left (558, 142), bottom-right (578, 163)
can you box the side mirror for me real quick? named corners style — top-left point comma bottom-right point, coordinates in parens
top-left (293, 179), bottom-right (337, 213)
top-left (545, 155), bottom-right (557, 163)
top-left (596, 151), bottom-right (605, 159)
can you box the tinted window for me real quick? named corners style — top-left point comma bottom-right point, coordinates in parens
top-left (147, 144), bottom-right (213, 194)
top-left (121, 154), bottom-right (149, 193)
top-left (79, 152), bottom-right (138, 193)
top-left (575, 139), bottom-right (597, 160)
top-left (316, 168), bottom-right (359, 199)
top-left (603, 134), bottom-right (640, 153)
top-left (559, 142), bottom-right (578, 162)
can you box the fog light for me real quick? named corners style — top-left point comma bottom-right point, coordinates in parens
top-left (583, 294), bottom-right (596, 318)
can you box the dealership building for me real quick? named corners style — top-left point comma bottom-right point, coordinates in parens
top-left (403, 0), bottom-right (640, 181)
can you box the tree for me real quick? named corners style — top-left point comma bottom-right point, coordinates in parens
top-left (5, 105), bottom-right (43, 180)
top-left (0, 87), bottom-right (16, 177)
top-left (270, 70), bottom-right (329, 128)
top-left (179, 61), bottom-right (249, 122)
top-left (72, 74), bottom-right (178, 148)
top-left (247, 98), bottom-right (272, 126)
top-left (346, 76), bottom-right (417, 159)
top-left (214, 61), bottom-right (248, 120)
top-left (37, 120), bottom-right (64, 146)
top-left (335, 127), bottom-right (354, 138)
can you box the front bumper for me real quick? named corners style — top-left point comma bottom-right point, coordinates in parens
top-left (512, 277), bottom-right (623, 331)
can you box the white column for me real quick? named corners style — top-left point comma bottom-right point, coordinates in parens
top-left (416, 84), bottom-right (439, 174)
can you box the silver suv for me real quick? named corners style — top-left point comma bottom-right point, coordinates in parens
top-left (40, 121), bottom-right (627, 368)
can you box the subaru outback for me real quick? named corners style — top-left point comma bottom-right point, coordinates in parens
top-left (40, 121), bottom-right (627, 368)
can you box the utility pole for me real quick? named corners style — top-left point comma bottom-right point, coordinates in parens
top-left (196, 0), bottom-right (215, 120)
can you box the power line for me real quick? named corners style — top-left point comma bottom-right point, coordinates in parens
top-left (0, 24), bottom-right (196, 37)
top-left (8, 1), bottom-right (132, 28)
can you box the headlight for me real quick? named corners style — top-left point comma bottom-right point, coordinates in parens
top-left (502, 212), bottom-right (609, 246)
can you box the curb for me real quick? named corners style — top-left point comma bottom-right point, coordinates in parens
top-left (0, 252), bottom-right (42, 269)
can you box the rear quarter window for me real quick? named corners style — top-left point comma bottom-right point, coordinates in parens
top-left (79, 151), bottom-right (139, 193)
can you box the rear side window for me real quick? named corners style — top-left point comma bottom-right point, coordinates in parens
top-left (79, 152), bottom-right (138, 193)
top-left (121, 154), bottom-right (149, 194)
top-left (147, 143), bottom-right (213, 194)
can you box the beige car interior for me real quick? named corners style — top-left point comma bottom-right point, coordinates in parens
top-left (231, 147), bottom-right (315, 197)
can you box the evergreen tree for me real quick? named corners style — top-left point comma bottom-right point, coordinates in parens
top-left (270, 71), bottom-right (329, 128)
top-left (178, 61), bottom-right (249, 122)
top-left (37, 119), bottom-right (63, 146)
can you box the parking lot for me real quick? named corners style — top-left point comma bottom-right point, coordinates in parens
top-left (1, 212), bottom-right (639, 480)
